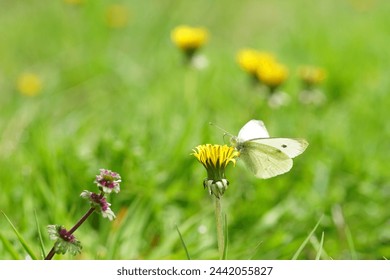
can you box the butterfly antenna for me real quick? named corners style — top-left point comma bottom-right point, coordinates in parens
top-left (209, 122), bottom-right (230, 135)
top-left (209, 122), bottom-right (234, 144)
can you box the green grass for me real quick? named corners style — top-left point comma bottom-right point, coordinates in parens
top-left (1, 0), bottom-right (390, 259)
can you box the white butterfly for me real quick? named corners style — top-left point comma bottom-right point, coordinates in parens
top-left (231, 120), bottom-right (308, 179)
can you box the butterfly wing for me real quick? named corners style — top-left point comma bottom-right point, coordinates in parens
top-left (252, 138), bottom-right (309, 158)
top-left (235, 120), bottom-right (309, 178)
top-left (237, 120), bottom-right (270, 141)
top-left (239, 141), bottom-right (293, 179)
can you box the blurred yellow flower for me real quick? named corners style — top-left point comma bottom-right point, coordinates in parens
top-left (298, 65), bottom-right (326, 87)
top-left (17, 73), bottom-right (42, 97)
top-left (236, 49), bottom-right (276, 74)
top-left (106, 4), bottom-right (130, 28)
top-left (171, 25), bottom-right (208, 54)
top-left (257, 61), bottom-right (288, 89)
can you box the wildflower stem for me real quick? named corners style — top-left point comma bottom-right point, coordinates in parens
top-left (68, 207), bottom-right (96, 235)
top-left (214, 196), bottom-right (224, 259)
top-left (44, 207), bottom-right (96, 260)
top-left (44, 194), bottom-right (104, 260)
top-left (67, 193), bottom-right (104, 235)
top-left (44, 247), bottom-right (56, 260)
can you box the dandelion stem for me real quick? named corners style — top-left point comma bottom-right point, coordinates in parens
top-left (214, 196), bottom-right (224, 259)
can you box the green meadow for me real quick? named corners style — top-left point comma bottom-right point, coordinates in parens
top-left (1, 0), bottom-right (389, 259)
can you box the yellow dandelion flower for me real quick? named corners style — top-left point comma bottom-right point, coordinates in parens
top-left (17, 73), bottom-right (43, 97)
top-left (236, 49), bottom-right (276, 75)
top-left (298, 65), bottom-right (326, 87)
top-left (171, 25), bottom-right (208, 56)
top-left (192, 144), bottom-right (239, 198)
top-left (257, 61), bottom-right (288, 89)
top-left (106, 4), bottom-right (130, 28)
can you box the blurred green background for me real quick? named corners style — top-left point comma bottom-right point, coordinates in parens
top-left (1, 0), bottom-right (389, 260)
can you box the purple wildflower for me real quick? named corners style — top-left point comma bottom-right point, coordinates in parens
top-left (81, 191), bottom-right (116, 221)
top-left (47, 225), bottom-right (82, 256)
top-left (94, 169), bottom-right (121, 194)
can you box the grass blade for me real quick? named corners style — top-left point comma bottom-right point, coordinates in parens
top-left (345, 225), bottom-right (357, 259)
top-left (1, 211), bottom-right (38, 260)
top-left (292, 215), bottom-right (323, 260)
top-left (310, 231), bottom-right (331, 259)
top-left (249, 241), bottom-right (264, 260)
top-left (34, 210), bottom-right (46, 259)
top-left (315, 231), bottom-right (325, 260)
top-left (0, 233), bottom-right (21, 259)
top-left (175, 225), bottom-right (191, 260)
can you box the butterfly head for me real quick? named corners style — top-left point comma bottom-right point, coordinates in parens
top-left (230, 135), bottom-right (246, 153)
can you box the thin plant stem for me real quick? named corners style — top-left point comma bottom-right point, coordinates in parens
top-left (68, 207), bottom-right (96, 235)
top-left (43, 246), bottom-right (56, 260)
top-left (44, 207), bottom-right (96, 260)
top-left (214, 196), bottom-right (224, 259)
top-left (44, 193), bottom-right (104, 260)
